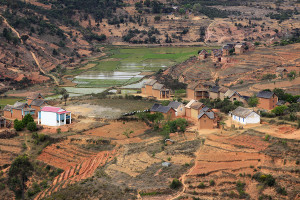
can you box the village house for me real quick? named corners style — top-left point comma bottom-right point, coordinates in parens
top-left (150, 103), bottom-right (176, 119)
top-left (185, 100), bottom-right (205, 120)
top-left (198, 106), bottom-right (215, 129)
top-left (211, 49), bottom-right (222, 62)
top-left (209, 86), bottom-right (228, 100)
top-left (230, 106), bottom-right (260, 125)
top-left (222, 45), bottom-right (230, 56)
top-left (257, 90), bottom-right (278, 110)
top-left (168, 101), bottom-right (185, 117)
top-left (186, 82), bottom-right (209, 100)
top-left (26, 92), bottom-right (44, 105)
top-left (142, 79), bottom-right (157, 96)
top-left (141, 79), bottom-right (170, 99)
top-left (275, 67), bottom-right (288, 79)
top-left (198, 50), bottom-right (208, 60)
top-left (235, 44), bottom-right (245, 54)
top-left (38, 106), bottom-right (71, 126)
top-left (152, 83), bottom-right (170, 99)
top-left (3, 102), bottom-right (35, 120)
top-left (224, 89), bottom-right (247, 104)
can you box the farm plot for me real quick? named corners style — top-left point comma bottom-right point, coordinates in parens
top-left (0, 138), bottom-right (23, 166)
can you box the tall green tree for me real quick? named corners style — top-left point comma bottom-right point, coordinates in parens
top-left (8, 155), bottom-right (33, 199)
top-left (248, 96), bottom-right (259, 107)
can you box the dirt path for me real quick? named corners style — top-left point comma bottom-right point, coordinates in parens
top-left (0, 14), bottom-right (59, 85)
top-left (168, 142), bottom-right (204, 200)
top-left (30, 52), bottom-right (59, 85)
top-left (0, 15), bottom-right (23, 44)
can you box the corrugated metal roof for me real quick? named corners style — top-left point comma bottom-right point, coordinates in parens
top-left (150, 104), bottom-right (173, 113)
top-left (231, 106), bottom-right (256, 118)
top-left (152, 83), bottom-right (165, 90)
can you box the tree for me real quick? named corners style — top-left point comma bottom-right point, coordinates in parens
top-left (8, 155), bottom-right (33, 199)
top-left (193, 3), bottom-right (202, 13)
top-left (287, 71), bottom-right (296, 80)
top-left (179, 8), bottom-right (185, 16)
top-left (170, 178), bottom-right (182, 189)
top-left (59, 88), bottom-right (69, 106)
top-left (27, 122), bottom-right (37, 132)
top-left (248, 96), bottom-right (259, 107)
top-left (21, 35), bottom-right (29, 43)
top-left (154, 16), bottom-right (161, 22)
top-left (22, 114), bottom-right (34, 126)
top-left (14, 119), bottom-right (24, 131)
top-left (272, 105), bottom-right (288, 115)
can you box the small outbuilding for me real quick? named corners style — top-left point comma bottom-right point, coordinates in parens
top-left (38, 106), bottom-right (71, 126)
top-left (168, 101), bottom-right (185, 117)
top-left (150, 104), bottom-right (176, 119)
top-left (198, 107), bottom-right (215, 129)
top-left (231, 106), bottom-right (260, 125)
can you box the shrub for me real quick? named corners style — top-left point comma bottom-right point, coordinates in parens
top-left (14, 119), bottom-right (24, 131)
top-left (276, 185), bottom-right (287, 195)
top-left (197, 182), bottom-right (206, 189)
top-left (252, 173), bottom-right (276, 186)
top-left (27, 182), bottom-right (41, 197)
top-left (209, 180), bottom-right (215, 186)
top-left (22, 114), bottom-right (34, 126)
top-left (170, 178), bottom-right (182, 189)
top-left (56, 128), bottom-right (61, 134)
top-left (27, 122), bottom-right (37, 132)
top-left (264, 134), bottom-right (270, 141)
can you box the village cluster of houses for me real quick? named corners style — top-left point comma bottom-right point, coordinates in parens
top-left (142, 79), bottom-right (280, 111)
top-left (199, 42), bottom-right (249, 62)
top-left (2, 93), bottom-right (71, 127)
top-left (150, 99), bottom-right (217, 129)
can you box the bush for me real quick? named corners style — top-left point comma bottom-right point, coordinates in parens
top-left (170, 178), bottom-right (182, 189)
top-left (197, 182), bottom-right (206, 188)
top-left (22, 114), bottom-right (34, 126)
top-left (209, 180), bottom-right (215, 186)
top-left (14, 119), bottom-right (24, 131)
top-left (264, 134), bottom-right (270, 141)
top-left (27, 122), bottom-right (37, 132)
top-left (27, 182), bottom-right (41, 197)
top-left (276, 185), bottom-right (287, 195)
top-left (252, 173), bottom-right (276, 186)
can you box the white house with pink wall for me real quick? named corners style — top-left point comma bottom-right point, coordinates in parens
top-left (38, 106), bottom-right (71, 126)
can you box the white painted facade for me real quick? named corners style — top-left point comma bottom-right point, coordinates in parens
top-left (38, 107), bottom-right (71, 126)
top-left (232, 112), bottom-right (260, 125)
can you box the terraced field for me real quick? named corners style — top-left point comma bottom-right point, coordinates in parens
top-left (35, 150), bottom-right (116, 200)
top-left (0, 138), bottom-right (23, 167)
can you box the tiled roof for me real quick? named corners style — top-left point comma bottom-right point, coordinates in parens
top-left (190, 101), bottom-right (204, 110)
top-left (27, 92), bottom-right (44, 100)
top-left (152, 83), bottom-right (165, 90)
top-left (30, 99), bottom-right (47, 107)
top-left (187, 82), bottom-right (201, 90)
top-left (185, 100), bottom-right (196, 108)
top-left (12, 102), bottom-right (27, 110)
top-left (276, 67), bottom-right (287, 73)
top-left (144, 79), bottom-right (157, 86)
top-left (257, 90), bottom-right (274, 99)
top-left (231, 106), bottom-right (255, 118)
top-left (210, 86), bottom-right (220, 93)
top-left (198, 108), bottom-right (215, 119)
top-left (168, 101), bottom-right (183, 109)
top-left (224, 90), bottom-right (240, 98)
top-left (150, 104), bottom-right (173, 113)
top-left (276, 100), bottom-right (286, 106)
top-left (3, 105), bottom-right (12, 111)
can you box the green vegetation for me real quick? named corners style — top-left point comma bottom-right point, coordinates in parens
top-left (27, 122), bottom-right (37, 132)
top-left (248, 96), bottom-right (259, 107)
top-left (170, 178), bottom-right (182, 189)
top-left (272, 105), bottom-right (288, 116)
top-left (252, 173), bottom-right (275, 187)
top-left (0, 98), bottom-right (22, 108)
top-left (236, 180), bottom-right (248, 198)
top-left (8, 154), bottom-right (34, 199)
top-left (200, 98), bottom-right (241, 113)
